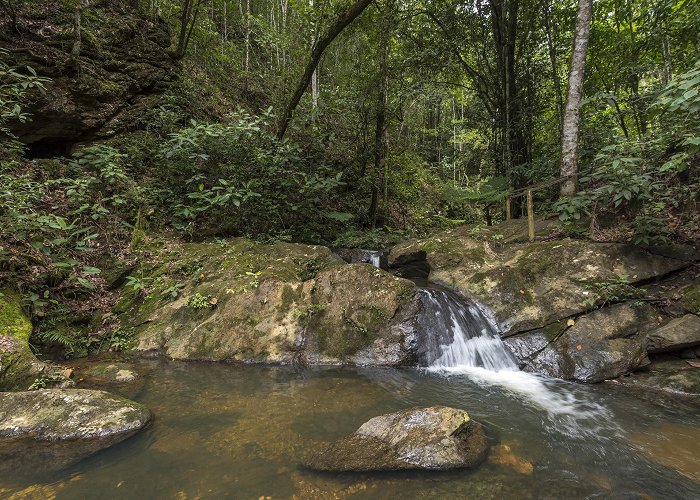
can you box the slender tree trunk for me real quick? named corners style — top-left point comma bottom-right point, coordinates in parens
top-left (310, 0), bottom-right (319, 110)
top-left (276, 0), bottom-right (375, 140)
top-left (543, 1), bottom-right (564, 131)
top-left (176, 0), bottom-right (204, 59)
top-left (560, 0), bottom-right (592, 197)
top-left (69, 0), bottom-right (90, 73)
top-left (661, 34), bottom-right (672, 85)
top-left (368, 8), bottom-right (391, 228)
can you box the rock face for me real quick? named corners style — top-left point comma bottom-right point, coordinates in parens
top-left (0, 290), bottom-right (56, 390)
top-left (0, 389), bottom-right (151, 474)
top-left (390, 227), bottom-right (686, 336)
top-left (303, 406), bottom-right (488, 471)
top-left (646, 315), bottom-right (700, 354)
top-left (2, 1), bottom-right (175, 154)
top-left (389, 224), bottom-right (693, 379)
top-left (121, 239), bottom-right (420, 366)
top-left (505, 303), bottom-right (658, 383)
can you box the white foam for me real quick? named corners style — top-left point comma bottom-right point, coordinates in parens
top-left (428, 365), bottom-right (617, 438)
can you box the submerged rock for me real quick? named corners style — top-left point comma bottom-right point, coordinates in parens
top-left (618, 360), bottom-right (700, 398)
top-left (303, 406), bottom-right (488, 471)
top-left (487, 444), bottom-right (534, 475)
top-left (0, 389), bottom-right (151, 473)
top-left (122, 239), bottom-right (420, 366)
top-left (646, 315), bottom-right (700, 354)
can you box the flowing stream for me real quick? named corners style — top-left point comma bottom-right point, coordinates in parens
top-left (2, 257), bottom-right (699, 497)
top-left (416, 286), bottom-right (617, 438)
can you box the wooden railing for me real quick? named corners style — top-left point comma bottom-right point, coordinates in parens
top-left (503, 173), bottom-right (577, 242)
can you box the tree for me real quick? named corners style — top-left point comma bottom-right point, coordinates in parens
top-left (276, 0), bottom-right (375, 140)
top-left (560, 0), bottom-right (593, 197)
top-left (175, 0), bottom-right (207, 60)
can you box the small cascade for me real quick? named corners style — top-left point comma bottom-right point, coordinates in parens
top-left (417, 287), bottom-right (518, 371)
top-left (349, 249), bottom-right (383, 269)
top-left (417, 286), bottom-right (616, 437)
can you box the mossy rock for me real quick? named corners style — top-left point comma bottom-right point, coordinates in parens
top-left (0, 389), bottom-right (151, 475)
top-left (119, 238), bottom-right (420, 366)
top-left (390, 224), bottom-right (688, 336)
top-left (681, 282), bottom-right (700, 315)
top-left (0, 290), bottom-right (56, 390)
top-left (303, 406), bottom-right (488, 471)
top-left (2, 0), bottom-right (176, 148)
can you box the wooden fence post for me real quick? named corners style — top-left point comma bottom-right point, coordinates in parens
top-left (527, 190), bottom-right (535, 241)
top-left (505, 197), bottom-right (511, 221)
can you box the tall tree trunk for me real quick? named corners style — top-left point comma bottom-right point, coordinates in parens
top-left (176, 0), bottom-right (205, 60)
top-left (542, 1), bottom-right (564, 131)
top-left (560, 0), bottom-right (592, 197)
top-left (661, 34), bottom-right (672, 85)
top-left (276, 0), bottom-right (375, 140)
top-left (368, 2), bottom-right (391, 228)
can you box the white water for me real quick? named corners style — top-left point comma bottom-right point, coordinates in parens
top-left (349, 249), bottom-right (383, 269)
top-left (422, 288), bottom-right (616, 438)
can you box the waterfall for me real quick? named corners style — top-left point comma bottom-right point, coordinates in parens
top-left (349, 250), bottom-right (383, 269)
top-left (417, 287), bottom-right (518, 371)
top-left (417, 287), bottom-right (616, 438)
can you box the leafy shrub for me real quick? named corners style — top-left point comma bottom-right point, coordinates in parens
top-left (555, 62), bottom-right (700, 245)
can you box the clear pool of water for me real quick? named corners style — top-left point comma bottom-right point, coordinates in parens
top-left (2, 360), bottom-right (699, 499)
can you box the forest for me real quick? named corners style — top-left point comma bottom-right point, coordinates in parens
top-left (1, 0), bottom-right (700, 497)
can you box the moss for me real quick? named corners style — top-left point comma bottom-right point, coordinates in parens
top-left (0, 290), bottom-right (32, 343)
top-left (681, 283), bottom-right (700, 315)
top-left (278, 285), bottom-right (301, 318)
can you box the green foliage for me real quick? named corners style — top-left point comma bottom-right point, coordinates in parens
top-left (0, 48), bottom-right (49, 153)
top-left (28, 373), bottom-right (65, 391)
top-left (161, 282), bottom-right (186, 300)
top-left (107, 327), bottom-right (136, 351)
top-left (186, 292), bottom-right (214, 310)
top-left (581, 275), bottom-right (646, 308)
top-left (293, 258), bottom-right (321, 281)
top-left (125, 276), bottom-right (153, 296)
top-left (555, 63), bottom-right (700, 245)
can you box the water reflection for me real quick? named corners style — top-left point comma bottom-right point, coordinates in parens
top-left (1, 361), bottom-right (698, 499)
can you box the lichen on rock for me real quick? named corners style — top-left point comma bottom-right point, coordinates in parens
top-left (303, 406), bottom-right (488, 471)
top-left (118, 238), bottom-right (420, 366)
top-left (0, 388), bottom-right (151, 474)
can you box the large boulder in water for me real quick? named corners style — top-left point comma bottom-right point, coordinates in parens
top-left (0, 389), bottom-right (151, 474)
top-left (119, 238), bottom-right (420, 366)
top-left (303, 406), bottom-right (488, 471)
top-left (389, 226), bottom-right (688, 336)
top-left (504, 303), bottom-right (658, 383)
